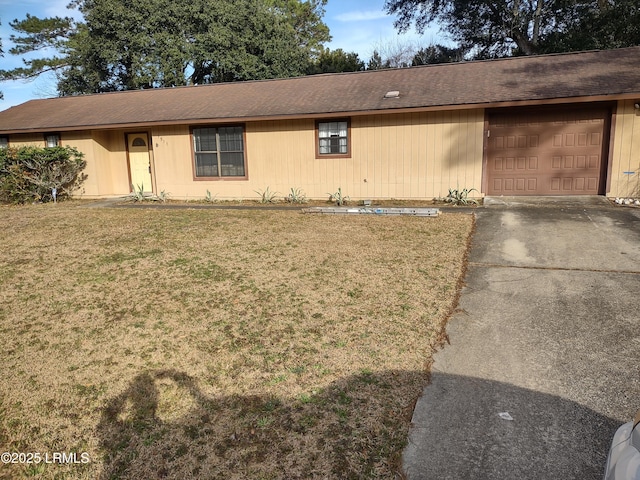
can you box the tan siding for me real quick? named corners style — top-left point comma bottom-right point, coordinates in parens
top-left (70, 130), bottom-right (129, 197)
top-left (8, 134), bottom-right (44, 147)
top-left (24, 110), bottom-right (486, 200)
top-left (6, 131), bottom-right (130, 198)
top-left (151, 125), bottom-right (194, 196)
top-left (92, 131), bottom-right (130, 196)
top-left (610, 101), bottom-right (640, 197)
top-left (62, 132), bottom-right (98, 196)
top-left (148, 110), bottom-right (486, 200)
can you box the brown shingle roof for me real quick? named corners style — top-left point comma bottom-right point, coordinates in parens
top-left (1, 47), bottom-right (640, 133)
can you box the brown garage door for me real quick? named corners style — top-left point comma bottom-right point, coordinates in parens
top-left (485, 106), bottom-right (610, 195)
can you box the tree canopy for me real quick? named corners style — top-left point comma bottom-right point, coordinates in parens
top-left (384, 0), bottom-right (640, 58)
top-left (307, 48), bottom-right (364, 74)
top-left (411, 45), bottom-right (467, 66)
top-left (3, 0), bottom-right (334, 95)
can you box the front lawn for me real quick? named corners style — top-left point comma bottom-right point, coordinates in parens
top-left (0, 205), bottom-right (473, 479)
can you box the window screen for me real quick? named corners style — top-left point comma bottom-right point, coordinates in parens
top-left (318, 121), bottom-right (348, 155)
top-left (45, 134), bottom-right (60, 148)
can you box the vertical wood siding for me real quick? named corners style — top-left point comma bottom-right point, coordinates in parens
top-left (7, 109), bottom-right (486, 199)
top-left (610, 100), bottom-right (640, 197)
top-left (89, 130), bottom-right (130, 196)
top-left (150, 110), bottom-right (485, 200)
top-left (7, 134), bottom-right (45, 147)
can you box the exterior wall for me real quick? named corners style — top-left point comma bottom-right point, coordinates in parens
top-left (8, 102), bottom-right (640, 200)
top-left (6, 109), bottom-right (487, 200)
top-left (88, 130), bottom-right (130, 196)
top-left (8, 133), bottom-right (46, 147)
top-left (6, 130), bottom-right (130, 198)
top-left (610, 100), bottom-right (640, 197)
top-left (151, 109), bottom-right (486, 200)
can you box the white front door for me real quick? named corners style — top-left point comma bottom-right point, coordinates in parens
top-left (127, 134), bottom-right (153, 193)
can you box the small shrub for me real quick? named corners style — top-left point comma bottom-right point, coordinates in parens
top-left (285, 187), bottom-right (307, 204)
top-left (157, 190), bottom-right (169, 203)
top-left (130, 183), bottom-right (146, 202)
top-left (127, 184), bottom-right (169, 203)
top-left (442, 187), bottom-right (478, 206)
top-left (0, 146), bottom-right (87, 204)
top-left (255, 186), bottom-right (278, 204)
top-left (204, 189), bottom-right (217, 203)
top-left (328, 187), bottom-right (349, 206)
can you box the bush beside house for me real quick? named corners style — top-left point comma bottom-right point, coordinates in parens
top-left (0, 146), bottom-right (87, 204)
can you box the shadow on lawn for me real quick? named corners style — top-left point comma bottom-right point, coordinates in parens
top-left (96, 370), bottom-right (621, 480)
top-left (96, 369), bottom-right (424, 479)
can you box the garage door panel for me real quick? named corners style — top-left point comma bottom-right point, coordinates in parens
top-left (578, 133), bottom-right (587, 146)
top-left (486, 106), bottom-right (608, 195)
top-left (491, 176), bottom-right (539, 194)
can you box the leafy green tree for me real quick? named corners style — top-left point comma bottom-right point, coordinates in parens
top-left (4, 0), bottom-right (331, 95)
top-left (544, 0), bottom-right (640, 52)
top-left (307, 48), bottom-right (364, 74)
top-left (384, 0), bottom-right (640, 58)
top-left (266, 0), bottom-right (330, 59)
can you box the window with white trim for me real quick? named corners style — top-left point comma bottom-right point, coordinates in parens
top-left (193, 126), bottom-right (245, 178)
top-left (317, 120), bottom-right (349, 156)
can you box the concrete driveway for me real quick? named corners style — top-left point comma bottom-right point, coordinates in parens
top-left (403, 197), bottom-right (640, 479)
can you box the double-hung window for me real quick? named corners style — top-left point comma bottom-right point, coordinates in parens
top-left (193, 126), bottom-right (246, 178)
top-left (317, 120), bottom-right (350, 157)
top-left (0, 136), bottom-right (8, 149)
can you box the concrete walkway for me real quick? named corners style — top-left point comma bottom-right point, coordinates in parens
top-left (403, 199), bottom-right (640, 479)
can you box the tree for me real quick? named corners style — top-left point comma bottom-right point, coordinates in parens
top-left (544, 0), bottom-right (640, 52)
top-left (307, 48), bottom-right (364, 74)
top-left (366, 50), bottom-right (388, 71)
top-left (4, 0), bottom-right (331, 95)
top-left (384, 0), bottom-right (640, 58)
top-left (412, 44), bottom-right (467, 66)
top-left (367, 38), bottom-right (416, 69)
top-left (3, 14), bottom-right (77, 80)
top-left (266, 0), bottom-right (330, 59)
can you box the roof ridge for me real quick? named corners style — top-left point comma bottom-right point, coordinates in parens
top-left (1, 46), bottom-right (639, 131)
top-left (6, 46), bottom-right (640, 107)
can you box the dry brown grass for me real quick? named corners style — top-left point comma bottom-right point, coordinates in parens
top-left (0, 203), bottom-right (473, 479)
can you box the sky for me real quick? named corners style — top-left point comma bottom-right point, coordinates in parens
top-left (0, 0), bottom-right (446, 111)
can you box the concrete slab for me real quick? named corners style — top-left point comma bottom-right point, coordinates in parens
top-left (403, 204), bottom-right (640, 479)
top-left (82, 196), bottom-right (129, 208)
top-left (484, 195), bottom-right (613, 208)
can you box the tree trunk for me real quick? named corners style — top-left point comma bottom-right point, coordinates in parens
top-left (532, 0), bottom-right (544, 45)
top-left (512, 30), bottom-right (537, 55)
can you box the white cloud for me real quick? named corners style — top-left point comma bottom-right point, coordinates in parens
top-left (334, 10), bottom-right (387, 22)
